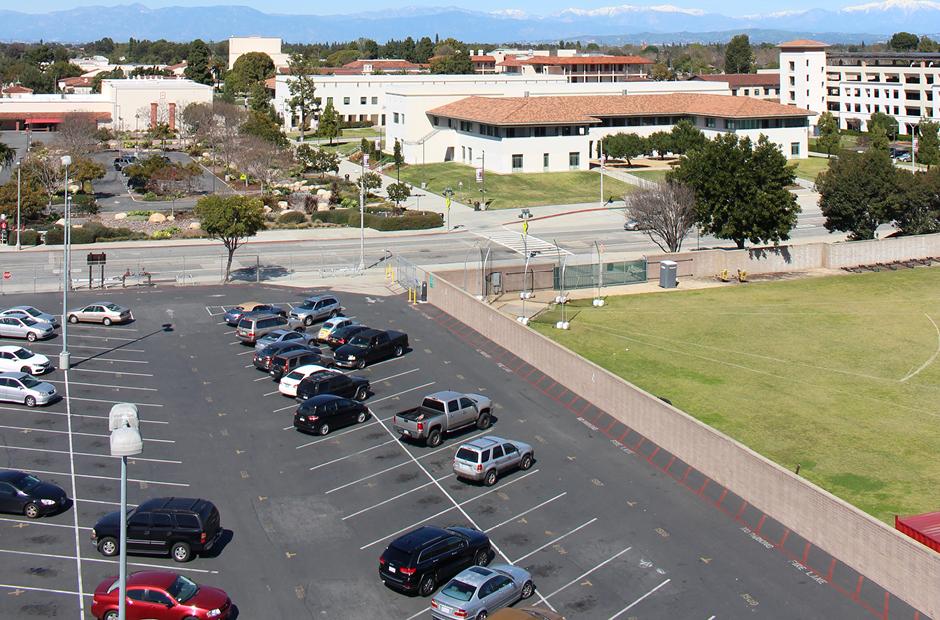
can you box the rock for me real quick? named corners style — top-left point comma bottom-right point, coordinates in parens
top-left (277, 200), bottom-right (289, 210)
top-left (188, 221), bottom-right (201, 230)
top-left (113, 212), bottom-right (127, 220)
top-left (263, 205), bottom-right (272, 214)
top-left (148, 212), bottom-right (167, 223)
top-left (166, 215), bottom-right (175, 221)
top-left (55, 218), bottom-right (65, 226)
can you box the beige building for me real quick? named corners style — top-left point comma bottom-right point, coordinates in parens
top-left (690, 72), bottom-right (780, 100)
top-left (470, 49), bottom-right (653, 82)
top-left (228, 36), bottom-right (290, 70)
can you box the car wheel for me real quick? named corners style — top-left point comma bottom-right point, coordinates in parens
top-left (355, 386), bottom-right (367, 401)
top-left (329, 310), bottom-right (338, 318)
top-left (98, 537), bottom-right (118, 557)
top-left (26, 332), bottom-right (36, 342)
top-left (520, 453), bottom-right (533, 470)
top-left (103, 317), bottom-right (112, 326)
top-left (426, 428), bottom-right (442, 448)
top-left (319, 423), bottom-right (330, 436)
top-left (521, 580), bottom-right (535, 599)
top-left (68, 315), bottom-right (79, 324)
top-left (24, 502), bottom-right (40, 519)
top-left (104, 611), bottom-right (119, 620)
top-left (24, 395), bottom-right (36, 408)
top-left (356, 411), bottom-right (367, 424)
top-left (484, 469), bottom-right (498, 486)
top-left (171, 541), bottom-right (192, 563)
top-left (473, 548), bottom-right (490, 567)
top-left (357, 359), bottom-right (366, 370)
top-left (304, 316), bottom-right (313, 326)
top-left (476, 611), bottom-right (488, 620)
top-left (394, 345), bottom-right (403, 357)
top-left (20, 367), bottom-right (30, 374)
top-left (476, 414), bottom-right (491, 430)
top-left (418, 572), bottom-right (436, 597)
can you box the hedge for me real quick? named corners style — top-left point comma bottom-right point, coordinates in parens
top-left (44, 224), bottom-right (148, 245)
top-left (5, 230), bottom-right (41, 246)
top-left (277, 211), bottom-right (307, 224)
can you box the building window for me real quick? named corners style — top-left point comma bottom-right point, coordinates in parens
top-left (543, 153), bottom-right (549, 170)
top-left (743, 89), bottom-right (750, 96)
top-left (343, 97), bottom-right (350, 105)
top-left (326, 96), bottom-right (333, 104)
top-left (371, 96), bottom-right (378, 104)
top-left (569, 152), bottom-right (580, 169)
top-left (461, 146), bottom-right (466, 161)
top-left (401, 114), bottom-right (405, 123)
top-left (431, 116), bottom-right (438, 126)
top-left (705, 117), bottom-right (716, 128)
top-left (393, 112), bottom-right (399, 123)
top-left (360, 97), bottom-right (367, 105)
top-left (512, 154), bottom-right (523, 171)
top-left (534, 127), bottom-right (546, 137)
top-left (790, 142), bottom-right (800, 157)
top-left (789, 61), bottom-right (795, 70)
top-left (468, 147), bottom-right (472, 161)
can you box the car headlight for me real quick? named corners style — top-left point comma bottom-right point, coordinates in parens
top-left (207, 610), bottom-right (221, 618)
top-left (347, 355), bottom-right (356, 360)
top-left (40, 499), bottom-right (56, 506)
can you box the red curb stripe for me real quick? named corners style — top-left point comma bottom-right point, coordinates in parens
top-left (755, 515), bottom-right (767, 534)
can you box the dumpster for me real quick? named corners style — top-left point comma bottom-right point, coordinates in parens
top-left (659, 260), bottom-right (677, 289)
top-left (896, 512), bottom-right (940, 553)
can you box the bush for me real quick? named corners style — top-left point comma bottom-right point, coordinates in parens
top-left (366, 210), bottom-right (443, 231)
top-left (341, 120), bottom-right (374, 129)
top-left (151, 226), bottom-right (181, 240)
top-left (312, 208), bottom-right (355, 225)
top-left (126, 210), bottom-right (153, 217)
top-left (143, 192), bottom-right (159, 201)
top-left (72, 193), bottom-right (99, 215)
top-left (340, 197), bottom-right (357, 209)
top-left (277, 210), bottom-right (307, 224)
top-left (43, 224), bottom-right (147, 245)
top-left (5, 229), bottom-right (40, 246)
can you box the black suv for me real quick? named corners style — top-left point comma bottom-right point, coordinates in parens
top-left (269, 349), bottom-right (325, 381)
top-left (293, 394), bottom-right (369, 435)
top-left (91, 497), bottom-right (222, 563)
top-left (254, 342), bottom-right (320, 372)
top-left (379, 525), bottom-right (491, 596)
top-left (296, 371), bottom-right (369, 401)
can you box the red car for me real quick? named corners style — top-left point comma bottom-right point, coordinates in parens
top-left (90, 570), bottom-right (232, 620)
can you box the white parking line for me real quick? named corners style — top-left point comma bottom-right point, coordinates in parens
top-left (324, 430), bottom-right (493, 493)
top-left (45, 380), bottom-right (158, 392)
top-left (309, 439), bottom-right (398, 471)
top-left (244, 364), bottom-right (254, 368)
top-left (342, 473), bottom-right (454, 521)
top-left (372, 368), bottom-right (420, 383)
top-left (0, 424), bottom-right (173, 443)
top-left (367, 382), bottom-right (436, 406)
top-left (74, 356), bottom-right (148, 364)
top-left (70, 325), bottom-right (139, 332)
top-left (21, 468), bottom-right (189, 487)
top-left (76, 497), bottom-right (136, 507)
top-left (359, 469), bottom-right (541, 550)
top-left (0, 549), bottom-right (219, 575)
top-left (514, 518), bottom-right (598, 564)
top-left (71, 368), bottom-right (154, 377)
top-left (608, 578), bottom-right (671, 619)
top-left (274, 402), bottom-right (298, 413)
top-left (0, 445), bottom-right (181, 464)
top-left (0, 583), bottom-right (92, 598)
top-left (542, 543), bottom-right (630, 600)
top-left (63, 368), bottom-right (86, 620)
top-left (263, 390), bottom-right (280, 396)
top-left (66, 334), bottom-right (137, 342)
top-left (68, 396), bottom-right (163, 407)
top-left (0, 405), bottom-right (168, 424)
top-left (229, 341), bottom-right (242, 346)
top-left (237, 350), bottom-right (254, 356)
top-left (253, 376), bottom-right (270, 382)
top-left (16, 342), bottom-right (146, 353)
top-left (483, 492), bottom-right (567, 533)
top-left (0, 516), bottom-right (92, 531)
top-left (223, 330), bottom-right (236, 335)
top-left (295, 418), bottom-right (385, 448)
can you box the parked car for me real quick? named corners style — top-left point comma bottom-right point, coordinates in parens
top-left (392, 391), bottom-right (492, 447)
top-left (326, 324), bottom-right (370, 349)
top-left (113, 155), bottom-right (138, 171)
top-left (0, 315), bottom-right (55, 341)
top-left (379, 525), bottom-right (492, 596)
top-left (0, 470), bottom-right (68, 518)
top-left (334, 328), bottom-right (408, 369)
top-left (289, 294), bottom-right (342, 326)
top-left (430, 564), bottom-right (535, 620)
top-left (897, 151), bottom-right (912, 162)
top-left (488, 608), bottom-right (565, 620)
top-left (92, 497), bottom-right (222, 563)
top-left (317, 316), bottom-right (358, 343)
top-left (454, 436), bottom-right (534, 486)
top-left (0, 345), bottom-right (52, 375)
top-left (269, 349), bottom-right (326, 381)
top-left (67, 302), bottom-right (132, 325)
top-left (91, 571), bottom-right (233, 620)
top-left (236, 313), bottom-right (303, 344)
top-left (254, 342), bottom-right (320, 371)
top-left (254, 328), bottom-right (316, 352)
top-left (278, 364), bottom-right (331, 397)
top-left (293, 394), bottom-right (369, 435)
top-left (0, 371), bottom-right (56, 406)
top-left (623, 218), bottom-right (645, 231)
top-left (296, 370), bottom-right (370, 401)
top-left (0, 306), bottom-right (59, 328)
top-left (223, 302), bottom-right (286, 326)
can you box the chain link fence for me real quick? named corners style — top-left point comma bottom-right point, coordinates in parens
top-left (553, 258), bottom-right (647, 290)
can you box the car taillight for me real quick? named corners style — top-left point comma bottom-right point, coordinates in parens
top-left (399, 567), bottom-right (416, 576)
top-left (430, 600), bottom-right (438, 609)
top-left (454, 610), bottom-right (467, 618)
top-left (476, 464), bottom-right (483, 472)
top-left (307, 415), bottom-right (318, 422)
top-left (417, 422), bottom-right (424, 432)
top-left (200, 532), bottom-right (207, 544)
top-left (379, 557), bottom-right (386, 566)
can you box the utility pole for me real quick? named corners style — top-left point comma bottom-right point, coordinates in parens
top-left (599, 142), bottom-right (605, 207)
top-left (359, 153), bottom-right (368, 271)
top-left (60, 156), bottom-right (72, 371)
top-left (15, 160), bottom-right (21, 251)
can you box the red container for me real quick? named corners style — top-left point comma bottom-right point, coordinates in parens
top-left (896, 512), bottom-right (940, 553)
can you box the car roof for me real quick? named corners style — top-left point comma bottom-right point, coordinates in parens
top-left (9, 306), bottom-right (38, 311)
top-left (262, 329), bottom-right (291, 338)
top-left (391, 525), bottom-right (451, 552)
top-left (138, 497), bottom-right (214, 515)
top-left (0, 470), bottom-right (26, 482)
top-left (452, 565), bottom-right (496, 586)
top-left (304, 294), bottom-right (336, 302)
top-left (241, 312), bottom-right (279, 321)
top-left (0, 371), bottom-right (29, 379)
top-left (460, 436), bottom-right (506, 451)
top-left (324, 316), bottom-right (348, 325)
top-left (426, 390), bottom-right (465, 401)
top-left (355, 328), bottom-right (382, 338)
top-left (236, 301), bottom-right (263, 309)
top-left (0, 345), bottom-right (25, 352)
top-left (305, 370), bottom-right (341, 382)
top-left (126, 570), bottom-right (178, 588)
top-left (293, 364), bottom-right (328, 374)
top-left (276, 349), bottom-right (316, 359)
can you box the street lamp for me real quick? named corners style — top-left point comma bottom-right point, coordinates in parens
top-left (15, 159), bottom-right (21, 250)
top-left (109, 403), bottom-right (143, 620)
top-left (358, 152), bottom-right (369, 271)
top-left (60, 155), bottom-right (72, 371)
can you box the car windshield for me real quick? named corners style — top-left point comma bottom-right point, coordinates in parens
top-left (167, 575), bottom-right (199, 603)
top-left (285, 370), bottom-right (305, 381)
top-left (440, 580), bottom-right (476, 602)
top-left (298, 301), bottom-right (315, 310)
top-left (104, 304), bottom-right (122, 311)
top-left (21, 318), bottom-right (37, 326)
top-left (347, 335), bottom-right (370, 348)
top-left (13, 348), bottom-right (33, 359)
top-left (22, 308), bottom-right (40, 317)
top-left (16, 474), bottom-right (41, 491)
top-left (20, 376), bottom-right (41, 389)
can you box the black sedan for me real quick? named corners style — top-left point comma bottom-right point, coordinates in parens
top-left (0, 470), bottom-right (69, 518)
top-left (297, 371), bottom-right (370, 401)
top-left (293, 394), bottom-right (370, 435)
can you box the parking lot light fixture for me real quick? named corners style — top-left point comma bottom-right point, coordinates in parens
top-left (109, 403), bottom-right (142, 620)
top-left (15, 159), bottom-right (21, 251)
top-left (59, 155), bottom-right (72, 371)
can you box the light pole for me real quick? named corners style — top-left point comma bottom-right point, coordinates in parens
top-left (358, 152), bottom-right (368, 271)
top-left (108, 404), bottom-right (143, 620)
top-left (15, 159), bottom-right (21, 251)
top-left (475, 153), bottom-right (486, 209)
top-left (442, 187), bottom-right (454, 232)
top-left (60, 155), bottom-right (72, 371)
top-left (599, 142), bottom-right (606, 207)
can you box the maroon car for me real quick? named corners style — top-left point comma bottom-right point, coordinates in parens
top-left (90, 570), bottom-right (232, 620)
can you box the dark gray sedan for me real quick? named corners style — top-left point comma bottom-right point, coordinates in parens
top-left (254, 328), bottom-right (316, 352)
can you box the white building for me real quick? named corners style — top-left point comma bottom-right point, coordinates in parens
top-left (690, 72), bottom-right (780, 100)
top-left (778, 40), bottom-right (829, 128)
top-left (471, 49), bottom-right (653, 82)
top-left (229, 36), bottom-right (290, 70)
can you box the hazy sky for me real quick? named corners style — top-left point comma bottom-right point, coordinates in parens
top-left (4, 0), bottom-right (844, 15)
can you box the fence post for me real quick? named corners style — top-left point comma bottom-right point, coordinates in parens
top-left (256, 255), bottom-right (260, 283)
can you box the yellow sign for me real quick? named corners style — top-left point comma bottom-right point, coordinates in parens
top-left (239, 173), bottom-right (247, 181)
top-left (445, 197), bottom-right (451, 211)
top-left (522, 220), bottom-right (529, 236)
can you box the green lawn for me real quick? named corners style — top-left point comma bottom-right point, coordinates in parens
top-left (809, 134), bottom-right (861, 154)
top-left (533, 267), bottom-right (940, 523)
top-left (397, 162), bottom-right (635, 209)
top-left (321, 141), bottom-right (360, 156)
top-left (625, 169), bottom-right (669, 182)
top-left (789, 157), bottom-right (833, 182)
top-left (341, 126), bottom-right (383, 138)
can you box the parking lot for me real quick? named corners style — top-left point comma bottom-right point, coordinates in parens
top-left (0, 285), bottom-right (915, 619)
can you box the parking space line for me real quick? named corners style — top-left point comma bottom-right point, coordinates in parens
top-left (372, 368), bottom-right (420, 383)
top-left (359, 469), bottom-right (541, 550)
top-left (309, 439), bottom-right (398, 471)
top-left (245, 364), bottom-right (254, 368)
top-left (295, 418), bottom-right (387, 448)
top-left (608, 578), bottom-right (671, 619)
top-left (0, 549), bottom-right (219, 575)
top-left (68, 397), bottom-right (163, 407)
top-left (237, 350), bottom-right (254, 356)
top-left (62, 369), bottom-right (86, 620)
top-left (342, 473), bottom-right (453, 521)
top-left (0, 583), bottom-right (92, 598)
top-left (367, 382), bottom-right (436, 406)
top-left (543, 544), bottom-right (632, 600)
top-left (46, 380), bottom-right (158, 392)
top-left (324, 430), bottom-right (492, 493)
top-left (15, 342), bottom-right (146, 353)
top-left (66, 335), bottom-right (138, 342)
top-left (71, 368), bottom-right (154, 377)
top-left (74, 356), bottom-right (148, 363)
top-left (483, 492), bottom-right (567, 533)
top-left (224, 330), bottom-right (236, 335)
top-left (70, 325), bottom-right (139, 332)
top-left (263, 390), bottom-right (280, 396)
top-left (0, 445), bottom-right (181, 464)
top-left (0, 516), bottom-right (92, 531)
top-left (514, 518), bottom-right (598, 564)
top-left (0, 405), bottom-right (168, 424)
top-left (23, 469), bottom-right (189, 487)
top-left (76, 497), bottom-right (136, 507)
top-left (229, 341), bottom-right (243, 346)
top-left (0, 424), bottom-right (173, 443)
top-left (274, 403), bottom-right (298, 413)
top-left (253, 376), bottom-right (270, 382)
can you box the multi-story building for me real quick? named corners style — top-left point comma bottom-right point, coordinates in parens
top-left (469, 49), bottom-right (652, 82)
top-left (228, 36), bottom-right (290, 70)
top-left (690, 72), bottom-right (781, 100)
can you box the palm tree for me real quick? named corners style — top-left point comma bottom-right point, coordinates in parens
top-left (0, 142), bottom-right (14, 170)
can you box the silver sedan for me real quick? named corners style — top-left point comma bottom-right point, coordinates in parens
top-left (0, 306), bottom-right (59, 328)
top-left (67, 303), bottom-right (133, 326)
top-left (431, 564), bottom-right (535, 620)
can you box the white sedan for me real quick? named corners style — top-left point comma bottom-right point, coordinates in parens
top-left (278, 363), bottom-right (331, 397)
top-left (0, 346), bottom-right (52, 375)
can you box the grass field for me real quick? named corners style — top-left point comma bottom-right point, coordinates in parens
top-left (626, 169), bottom-right (669, 182)
top-left (532, 267), bottom-right (940, 523)
top-left (397, 162), bottom-right (636, 209)
top-left (789, 157), bottom-right (833, 182)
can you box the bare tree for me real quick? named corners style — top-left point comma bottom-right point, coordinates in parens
top-left (180, 102), bottom-right (214, 148)
top-left (625, 182), bottom-right (697, 253)
top-left (210, 102), bottom-right (247, 170)
top-left (57, 114), bottom-right (99, 157)
top-left (234, 135), bottom-right (291, 194)
top-left (23, 150), bottom-right (63, 209)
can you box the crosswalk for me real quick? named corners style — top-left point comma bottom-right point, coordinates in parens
top-left (473, 229), bottom-right (571, 256)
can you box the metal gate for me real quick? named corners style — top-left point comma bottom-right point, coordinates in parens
top-left (553, 259), bottom-right (647, 290)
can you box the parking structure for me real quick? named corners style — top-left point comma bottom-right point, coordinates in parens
top-left (0, 285), bottom-right (916, 619)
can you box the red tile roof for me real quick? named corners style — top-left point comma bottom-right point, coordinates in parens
top-left (59, 76), bottom-right (95, 88)
top-left (691, 73), bottom-right (779, 88)
top-left (471, 55), bottom-right (496, 63)
top-left (264, 77), bottom-right (276, 90)
top-left (778, 39), bottom-right (829, 49)
top-left (428, 93), bottom-right (812, 126)
top-left (1, 84), bottom-right (32, 94)
top-left (343, 59), bottom-right (423, 71)
top-left (520, 55), bottom-right (654, 66)
top-left (497, 55), bottom-right (523, 67)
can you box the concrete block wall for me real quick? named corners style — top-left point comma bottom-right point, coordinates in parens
top-left (428, 273), bottom-right (940, 618)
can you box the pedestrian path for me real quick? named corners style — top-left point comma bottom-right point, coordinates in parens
top-left (473, 229), bottom-right (571, 256)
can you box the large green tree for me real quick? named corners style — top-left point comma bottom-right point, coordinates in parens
top-left (868, 123), bottom-right (890, 152)
top-left (670, 119), bottom-right (707, 155)
top-left (889, 32), bottom-right (919, 51)
top-left (194, 194), bottom-right (265, 283)
top-left (430, 52), bottom-right (474, 74)
top-left (647, 131), bottom-right (673, 159)
top-left (817, 149), bottom-right (898, 240)
top-left (225, 52), bottom-right (274, 96)
top-left (184, 39), bottom-right (214, 85)
top-left (297, 145), bottom-right (339, 176)
top-left (0, 142), bottom-right (14, 170)
top-left (668, 133), bottom-right (799, 248)
top-left (916, 119), bottom-right (940, 169)
top-left (316, 99), bottom-right (341, 145)
top-left (286, 53), bottom-right (320, 143)
top-left (892, 168), bottom-right (940, 235)
top-left (724, 34), bottom-right (754, 74)
top-left (816, 111), bottom-right (842, 158)
top-left (603, 133), bottom-right (648, 166)
top-left (868, 112), bottom-right (899, 140)
top-left (413, 37), bottom-right (435, 63)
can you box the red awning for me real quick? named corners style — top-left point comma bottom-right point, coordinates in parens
top-left (25, 117), bottom-right (64, 124)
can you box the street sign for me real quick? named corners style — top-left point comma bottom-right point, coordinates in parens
top-left (3, 272), bottom-right (11, 280)
top-left (475, 167), bottom-right (483, 183)
top-left (522, 220), bottom-right (529, 236)
top-left (87, 252), bottom-right (107, 265)
top-left (445, 196), bottom-right (451, 211)
top-left (0, 220), bottom-right (7, 230)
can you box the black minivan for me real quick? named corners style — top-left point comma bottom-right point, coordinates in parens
top-left (91, 497), bottom-right (222, 563)
top-left (293, 394), bottom-right (369, 435)
top-left (379, 525), bottom-right (492, 596)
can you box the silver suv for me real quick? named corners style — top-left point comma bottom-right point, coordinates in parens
top-left (236, 313), bottom-right (303, 344)
top-left (0, 371), bottom-right (57, 407)
top-left (453, 436), bottom-right (534, 486)
top-left (289, 295), bottom-right (342, 326)
top-left (0, 316), bottom-right (55, 342)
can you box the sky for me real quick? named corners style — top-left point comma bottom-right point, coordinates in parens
top-left (2, 0), bottom-right (844, 16)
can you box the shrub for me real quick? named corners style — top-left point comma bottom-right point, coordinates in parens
top-left (313, 208), bottom-right (354, 225)
top-left (72, 193), bottom-right (99, 215)
top-left (43, 224), bottom-right (147, 245)
top-left (127, 210), bottom-right (153, 217)
top-left (340, 197), bottom-right (357, 209)
top-left (143, 192), bottom-right (159, 201)
top-left (5, 229), bottom-right (40, 246)
top-left (277, 210), bottom-right (307, 224)
top-left (151, 226), bottom-right (181, 240)
top-left (366, 210), bottom-right (442, 231)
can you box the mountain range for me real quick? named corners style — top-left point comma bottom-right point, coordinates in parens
top-left (0, 1), bottom-right (939, 44)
